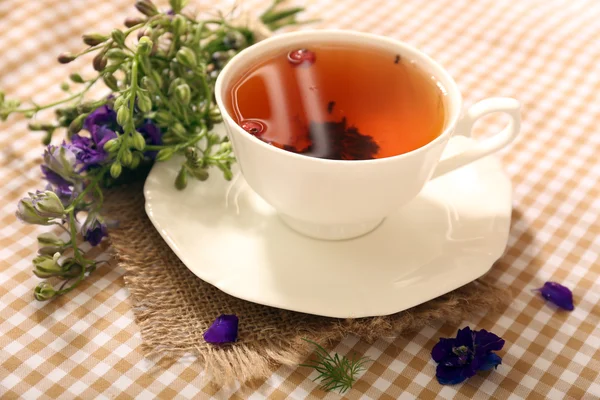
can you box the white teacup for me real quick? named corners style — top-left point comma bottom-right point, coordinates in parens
top-left (215, 30), bottom-right (520, 240)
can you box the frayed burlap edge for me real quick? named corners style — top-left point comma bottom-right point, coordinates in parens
top-left (106, 183), bottom-right (511, 386)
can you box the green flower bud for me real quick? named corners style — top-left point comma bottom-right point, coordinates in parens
top-left (57, 52), bottom-right (76, 64)
top-left (34, 282), bottom-right (57, 301)
top-left (110, 162), bottom-right (122, 178)
top-left (37, 233), bottom-right (66, 256)
top-left (24, 111), bottom-right (35, 119)
top-left (176, 47), bottom-right (197, 68)
top-left (191, 167), bottom-right (209, 181)
top-left (151, 70), bottom-right (163, 88)
top-left (175, 166), bottom-right (188, 190)
top-left (184, 146), bottom-right (197, 160)
top-left (93, 52), bottom-right (108, 71)
top-left (135, 0), bottom-right (159, 17)
top-left (82, 33), bottom-right (108, 46)
top-left (209, 107), bottom-right (222, 121)
top-left (121, 149), bottom-right (133, 166)
top-left (140, 76), bottom-right (154, 91)
top-left (106, 48), bottom-right (128, 61)
top-left (154, 110), bottom-right (171, 125)
top-left (137, 36), bottom-right (153, 56)
top-left (77, 102), bottom-right (99, 113)
top-left (172, 122), bottom-right (186, 137)
top-left (111, 29), bottom-right (126, 47)
top-left (132, 131), bottom-right (146, 151)
top-left (207, 132), bottom-right (220, 145)
top-left (156, 148), bottom-right (175, 161)
top-left (103, 138), bottom-right (119, 153)
top-left (60, 82), bottom-right (70, 91)
top-left (28, 122), bottom-right (54, 131)
top-left (68, 114), bottom-right (86, 136)
top-left (175, 84), bottom-right (191, 105)
top-left (32, 252), bottom-right (62, 278)
top-left (219, 141), bottom-right (232, 152)
top-left (103, 74), bottom-right (119, 91)
top-left (16, 198), bottom-right (53, 225)
top-left (69, 73), bottom-right (85, 83)
top-left (222, 168), bottom-right (233, 181)
top-left (169, 0), bottom-right (187, 13)
top-left (114, 95), bottom-right (127, 110)
top-left (168, 77), bottom-right (184, 96)
top-left (124, 16), bottom-right (145, 28)
top-left (30, 191), bottom-right (65, 218)
top-left (130, 152), bottom-right (142, 169)
top-left (172, 15), bottom-right (185, 37)
top-left (42, 130), bottom-right (53, 146)
top-left (116, 106), bottom-right (130, 127)
top-left (137, 92), bottom-right (152, 113)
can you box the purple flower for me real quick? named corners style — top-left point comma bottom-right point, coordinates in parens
top-left (535, 282), bottom-right (574, 311)
top-left (431, 327), bottom-right (505, 385)
top-left (41, 165), bottom-right (73, 196)
top-left (204, 314), bottom-right (238, 344)
top-left (41, 143), bottom-right (82, 203)
top-left (71, 127), bottom-right (117, 169)
top-left (69, 105), bottom-right (120, 170)
top-left (84, 105), bottom-right (119, 133)
top-left (81, 213), bottom-right (108, 246)
top-left (138, 119), bottom-right (162, 159)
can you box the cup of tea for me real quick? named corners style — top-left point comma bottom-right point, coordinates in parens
top-left (215, 30), bottom-right (520, 240)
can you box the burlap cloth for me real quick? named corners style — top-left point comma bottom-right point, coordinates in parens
top-left (104, 179), bottom-right (510, 386)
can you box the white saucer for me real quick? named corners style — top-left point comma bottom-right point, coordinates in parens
top-left (144, 132), bottom-right (512, 318)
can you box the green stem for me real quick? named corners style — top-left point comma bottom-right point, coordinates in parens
top-left (117, 55), bottom-right (139, 161)
top-left (146, 127), bottom-right (206, 150)
top-left (68, 210), bottom-right (82, 261)
top-left (65, 171), bottom-right (105, 214)
top-left (16, 77), bottom-right (100, 113)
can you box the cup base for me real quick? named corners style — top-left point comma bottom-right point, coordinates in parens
top-left (278, 215), bottom-right (384, 240)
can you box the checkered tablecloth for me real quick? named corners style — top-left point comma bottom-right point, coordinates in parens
top-left (1, 0), bottom-right (599, 398)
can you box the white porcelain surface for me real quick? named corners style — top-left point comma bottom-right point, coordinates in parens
top-left (144, 130), bottom-right (512, 318)
top-left (215, 30), bottom-right (520, 239)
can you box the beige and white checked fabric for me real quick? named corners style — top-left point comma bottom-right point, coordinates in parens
top-left (1, 0), bottom-right (599, 398)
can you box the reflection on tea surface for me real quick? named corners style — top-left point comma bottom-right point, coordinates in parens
top-left (227, 44), bottom-right (446, 160)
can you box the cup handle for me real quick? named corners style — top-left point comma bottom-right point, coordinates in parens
top-left (431, 97), bottom-right (521, 179)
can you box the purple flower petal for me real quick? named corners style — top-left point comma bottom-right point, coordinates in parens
top-left (474, 329), bottom-right (505, 353)
top-left (435, 363), bottom-right (476, 385)
top-left (477, 353), bottom-right (502, 372)
top-left (91, 125), bottom-right (118, 148)
top-left (41, 165), bottom-right (71, 188)
top-left (71, 132), bottom-right (113, 170)
top-left (431, 337), bottom-right (455, 363)
top-left (455, 326), bottom-right (474, 348)
top-left (204, 314), bottom-right (238, 344)
top-left (82, 214), bottom-right (108, 246)
top-left (84, 105), bottom-right (119, 132)
top-left (138, 119), bottom-right (162, 159)
top-left (536, 281), bottom-right (574, 311)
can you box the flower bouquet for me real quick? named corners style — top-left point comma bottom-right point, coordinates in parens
top-left (0, 0), bottom-right (307, 301)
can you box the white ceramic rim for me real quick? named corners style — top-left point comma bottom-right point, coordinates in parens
top-left (215, 29), bottom-right (463, 165)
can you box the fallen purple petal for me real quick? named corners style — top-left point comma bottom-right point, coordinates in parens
top-left (536, 281), bottom-right (574, 311)
top-left (204, 314), bottom-right (238, 344)
top-left (477, 353), bottom-right (502, 372)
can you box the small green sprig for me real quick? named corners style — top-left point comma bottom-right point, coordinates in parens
top-left (301, 339), bottom-right (372, 394)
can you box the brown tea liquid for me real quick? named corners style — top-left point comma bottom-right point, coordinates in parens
top-left (226, 44), bottom-right (446, 160)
